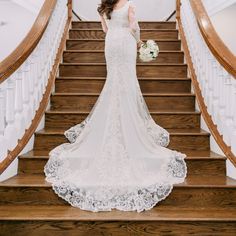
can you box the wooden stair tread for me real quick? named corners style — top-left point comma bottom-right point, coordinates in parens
top-left (35, 128), bottom-right (209, 135)
top-left (56, 76), bottom-right (191, 81)
top-left (20, 150), bottom-right (223, 158)
top-left (52, 92), bottom-right (195, 96)
top-left (46, 110), bottom-right (200, 115)
top-left (72, 20), bottom-right (176, 22)
top-left (0, 205), bottom-right (236, 221)
top-left (18, 150), bottom-right (225, 161)
top-left (1, 174), bottom-right (235, 188)
top-left (70, 28), bottom-right (178, 31)
top-left (64, 50), bottom-right (184, 53)
top-left (67, 38), bottom-right (181, 42)
top-left (60, 62), bottom-right (187, 66)
top-left (47, 109), bottom-right (200, 114)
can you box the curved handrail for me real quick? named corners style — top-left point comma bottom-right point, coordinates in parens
top-left (0, 0), bottom-right (72, 174)
top-left (176, 0), bottom-right (236, 167)
top-left (190, 0), bottom-right (236, 78)
top-left (0, 0), bottom-right (56, 84)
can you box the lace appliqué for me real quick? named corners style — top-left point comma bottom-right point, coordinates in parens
top-left (44, 149), bottom-right (186, 212)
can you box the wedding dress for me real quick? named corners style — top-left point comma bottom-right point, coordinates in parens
top-left (44, 1), bottom-right (187, 212)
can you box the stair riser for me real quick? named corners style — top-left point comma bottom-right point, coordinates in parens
top-left (63, 52), bottom-right (184, 64)
top-left (69, 30), bottom-right (179, 40)
top-left (50, 95), bottom-right (195, 112)
top-left (34, 133), bottom-right (209, 152)
top-left (66, 40), bottom-right (181, 51)
top-left (45, 113), bottom-right (200, 130)
top-left (72, 21), bottom-right (177, 29)
top-left (0, 186), bottom-right (233, 208)
top-left (55, 79), bottom-right (191, 93)
top-left (1, 221), bottom-right (236, 236)
top-left (59, 64), bottom-right (188, 78)
top-left (18, 158), bottom-right (225, 176)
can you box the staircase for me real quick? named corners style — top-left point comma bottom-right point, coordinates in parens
top-left (1, 21), bottom-right (236, 235)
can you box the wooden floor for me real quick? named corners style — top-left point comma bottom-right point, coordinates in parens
top-left (1, 21), bottom-right (236, 235)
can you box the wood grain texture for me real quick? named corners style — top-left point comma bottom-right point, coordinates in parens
top-left (1, 220), bottom-right (236, 236)
top-left (18, 153), bottom-right (226, 176)
top-left (1, 175), bottom-right (236, 207)
top-left (1, 205), bottom-right (236, 221)
top-left (0, 0), bottom-right (57, 83)
top-left (66, 39), bottom-right (182, 51)
top-left (191, 0), bottom-right (236, 77)
top-left (69, 29), bottom-right (179, 40)
top-left (59, 63), bottom-right (188, 78)
top-left (33, 129), bottom-right (209, 152)
top-left (72, 21), bottom-right (177, 29)
top-left (45, 110), bottom-right (200, 130)
top-left (50, 93), bottom-right (195, 112)
top-left (1, 205), bottom-right (236, 235)
top-left (63, 50), bottom-right (184, 63)
top-left (55, 77), bottom-right (191, 93)
top-left (177, 9), bottom-right (236, 166)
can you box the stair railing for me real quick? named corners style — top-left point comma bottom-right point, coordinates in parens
top-left (176, 0), bottom-right (236, 166)
top-left (0, 0), bottom-right (72, 174)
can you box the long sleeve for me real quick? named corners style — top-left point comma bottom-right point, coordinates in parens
top-left (128, 2), bottom-right (141, 43)
top-left (100, 15), bottom-right (108, 33)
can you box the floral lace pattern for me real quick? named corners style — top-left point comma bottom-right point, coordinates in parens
top-left (44, 1), bottom-right (187, 212)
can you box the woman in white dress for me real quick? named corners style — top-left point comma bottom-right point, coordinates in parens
top-left (44, 0), bottom-right (187, 212)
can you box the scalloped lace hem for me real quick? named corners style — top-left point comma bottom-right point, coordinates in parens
top-left (44, 145), bottom-right (187, 212)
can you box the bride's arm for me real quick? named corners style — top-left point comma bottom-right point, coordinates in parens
top-left (100, 15), bottom-right (108, 33)
top-left (128, 2), bottom-right (142, 46)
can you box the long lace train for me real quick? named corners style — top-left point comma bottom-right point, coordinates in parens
top-left (44, 0), bottom-right (187, 212)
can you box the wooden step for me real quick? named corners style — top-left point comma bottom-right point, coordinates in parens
top-left (72, 21), bottom-right (177, 29)
top-left (59, 63), bottom-right (188, 78)
top-left (50, 93), bottom-right (195, 112)
top-left (33, 129), bottom-right (209, 153)
top-left (69, 29), bottom-right (179, 40)
top-left (45, 110), bottom-right (200, 130)
top-left (66, 39), bottom-right (182, 51)
top-left (63, 50), bottom-right (184, 63)
top-left (18, 151), bottom-right (226, 176)
top-left (1, 206), bottom-right (236, 236)
top-left (1, 175), bottom-right (234, 208)
top-left (55, 77), bottom-right (191, 93)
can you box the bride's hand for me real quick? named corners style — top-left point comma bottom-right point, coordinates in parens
top-left (137, 40), bottom-right (144, 49)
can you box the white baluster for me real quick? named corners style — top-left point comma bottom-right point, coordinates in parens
top-left (14, 68), bottom-right (25, 138)
top-left (22, 61), bottom-right (32, 128)
top-left (0, 87), bottom-right (7, 161)
top-left (231, 79), bottom-right (236, 154)
top-left (223, 74), bottom-right (233, 145)
top-left (4, 77), bottom-right (18, 150)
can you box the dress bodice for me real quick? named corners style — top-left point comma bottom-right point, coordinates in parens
top-left (105, 1), bottom-right (131, 29)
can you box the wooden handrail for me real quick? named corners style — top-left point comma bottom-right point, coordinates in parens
top-left (0, 0), bottom-right (57, 84)
top-left (190, 0), bottom-right (236, 78)
top-left (176, 0), bottom-right (236, 167)
top-left (0, 1), bottom-right (72, 174)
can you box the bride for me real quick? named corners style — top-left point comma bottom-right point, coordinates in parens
top-left (44, 0), bottom-right (187, 212)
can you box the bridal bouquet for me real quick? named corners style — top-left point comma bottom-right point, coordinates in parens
top-left (139, 40), bottom-right (159, 62)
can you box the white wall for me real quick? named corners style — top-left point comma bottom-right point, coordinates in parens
top-left (0, 0), bottom-right (43, 62)
top-left (210, 3), bottom-right (236, 56)
top-left (73, 0), bottom-right (176, 21)
top-left (203, 0), bottom-right (236, 16)
top-left (12, 0), bottom-right (44, 14)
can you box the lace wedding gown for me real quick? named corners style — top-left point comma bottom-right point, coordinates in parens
top-left (44, 1), bottom-right (187, 212)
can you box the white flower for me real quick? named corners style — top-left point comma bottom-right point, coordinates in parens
top-left (139, 40), bottom-right (159, 62)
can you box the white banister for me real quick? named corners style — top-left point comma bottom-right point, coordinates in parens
top-left (0, 0), bottom-right (68, 164)
top-left (180, 0), bottom-right (236, 157)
